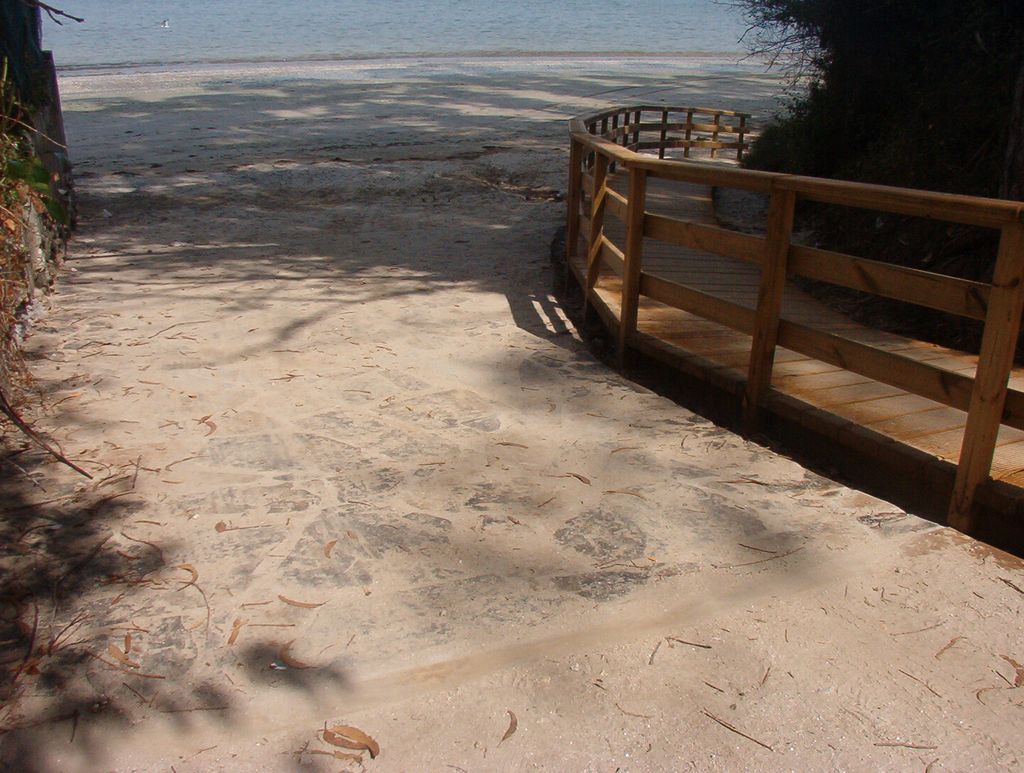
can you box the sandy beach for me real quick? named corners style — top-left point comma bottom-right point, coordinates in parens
top-left (2, 58), bottom-right (1022, 771)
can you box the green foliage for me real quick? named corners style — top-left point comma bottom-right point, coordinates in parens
top-left (1, 60), bottom-right (69, 227)
top-left (4, 155), bottom-right (67, 225)
top-left (740, 0), bottom-right (1023, 351)
top-left (742, 0), bottom-right (1022, 197)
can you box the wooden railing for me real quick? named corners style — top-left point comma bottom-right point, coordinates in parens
top-left (566, 107), bottom-right (1024, 532)
top-left (579, 104), bottom-right (751, 160)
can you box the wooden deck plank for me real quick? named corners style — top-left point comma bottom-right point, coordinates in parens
top-left (570, 170), bottom-right (1024, 518)
top-left (860, 405), bottom-right (966, 439)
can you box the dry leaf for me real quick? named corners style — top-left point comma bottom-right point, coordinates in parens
top-left (497, 442), bottom-right (529, 449)
top-left (934, 636), bottom-right (964, 659)
top-left (107, 642), bottom-right (140, 669)
top-left (323, 539), bottom-right (337, 558)
top-left (603, 488), bottom-right (647, 500)
top-left (227, 618), bottom-right (246, 645)
top-left (278, 641), bottom-right (314, 669)
top-left (566, 472), bottom-right (591, 485)
top-left (1001, 655), bottom-right (1024, 687)
top-left (323, 725), bottom-right (379, 758)
top-left (499, 709), bottom-right (518, 743)
top-left (215, 521), bottom-right (228, 533)
top-left (278, 595), bottom-right (326, 609)
top-left (176, 563), bottom-right (199, 588)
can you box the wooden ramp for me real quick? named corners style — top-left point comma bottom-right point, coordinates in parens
top-left (565, 143), bottom-right (1024, 544)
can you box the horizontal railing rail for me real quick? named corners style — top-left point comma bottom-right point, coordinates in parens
top-left (565, 106), bottom-right (1024, 534)
top-left (573, 105), bottom-right (752, 161)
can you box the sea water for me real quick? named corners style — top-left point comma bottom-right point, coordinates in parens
top-left (42, 0), bottom-right (753, 70)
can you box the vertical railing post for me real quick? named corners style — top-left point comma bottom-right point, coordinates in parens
top-left (710, 113), bottom-right (722, 159)
top-left (743, 183), bottom-right (797, 432)
top-left (565, 137), bottom-right (583, 289)
top-left (949, 222), bottom-right (1024, 532)
top-left (683, 109), bottom-right (693, 158)
top-left (737, 114), bottom-right (747, 162)
top-left (631, 109), bottom-right (641, 150)
top-left (617, 165), bottom-right (648, 368)
top-left (582, 151), bottom-right (610, 328)
top-left (659, 109), bottom-right (669, 159)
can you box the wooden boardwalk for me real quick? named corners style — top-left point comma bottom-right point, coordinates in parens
top-left (565, 123), bottom-right (1024, 538)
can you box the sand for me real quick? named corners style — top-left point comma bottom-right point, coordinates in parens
top-left (1, 58), bottom-right (1022, 771)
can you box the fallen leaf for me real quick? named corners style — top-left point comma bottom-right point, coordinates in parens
top-left (497, 442), bottom-right (529, 449)
top-left (566, 472), bottom-right (590, 485)
top-left (933, 636), bottom-right (964, 660)
top-left (976, 686), bottom-right (1000, 705)
top-left (278, 641), bottom-right (314, 669)
top-left (176, 563), bottom-right (199, 589)
top-left (322, 725), bottom-right (379, 758)
top-left (164, 454), bottom-right (203, 472)
top-left (323, 539), bottom-right (337, 558)
top-left (603, 488), bottom-right (647, 500)
top-left (500, 709), bottom-right (518, 744)
top-left (227, 618), bottom-right (246, 645)
top-left (91, 653), bottom-right (164, 679)
top-left (215, 521), bottom-right (228, 533)
top-left (1001, 655), bottom-right (1024, 687)
top-left (107, 642), bottom-right (140, 669)
top-left (278, 595), bottom-right (326, 609)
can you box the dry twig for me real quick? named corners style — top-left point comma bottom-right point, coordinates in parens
top-left (0, 388), bottom-right (92, 478)
top-left (702, 709), bottom-right (773, 751)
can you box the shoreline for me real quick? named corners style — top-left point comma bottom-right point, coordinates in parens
top-left (54, 50), bottom-right (769, 79)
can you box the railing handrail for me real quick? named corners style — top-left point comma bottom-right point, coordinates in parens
top-left (571, 110), bottom-right (1024, 227)
top-left (566, 104), bottom-right (1024, 535)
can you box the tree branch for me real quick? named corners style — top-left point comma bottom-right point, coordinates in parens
top-left (20, 0), bottom-right (84, 25)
